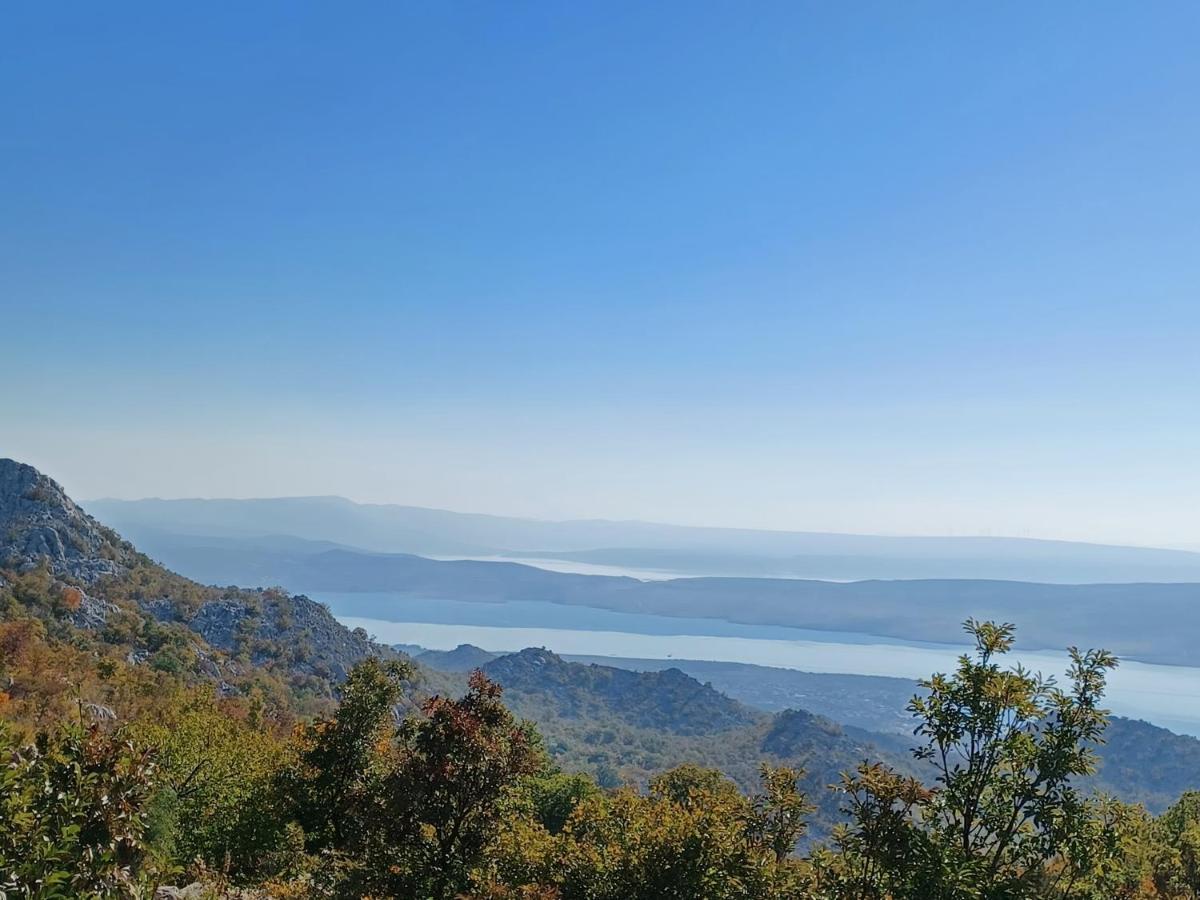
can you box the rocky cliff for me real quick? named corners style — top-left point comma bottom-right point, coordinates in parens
top-left (0, 459), bottom-right (134, 583)
top-left (0, 458), bottom-right (389, 693)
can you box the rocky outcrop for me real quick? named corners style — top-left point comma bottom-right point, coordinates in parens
top-left (68, 587), bottom-right (120, 630)
top-left (187, 598), bottom-right (254, 650)
top-left (0, 458), bottom-right (133, 583)
top-left (181, 590), bottom-right (384, 681)
top-left (1, 458), bottom-right (392, 689)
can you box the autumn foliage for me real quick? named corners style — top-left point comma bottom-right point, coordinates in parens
top-left (5, 561), bottom-right (1200, 900)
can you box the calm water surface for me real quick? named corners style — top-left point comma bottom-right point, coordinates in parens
top-left (318, 592), bottom-right (1200, 737)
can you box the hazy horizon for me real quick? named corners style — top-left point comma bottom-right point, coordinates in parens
top-left (59, 483), bottom-right (1200, 554)
top-left (6, 3), bottom-right (1200, 547)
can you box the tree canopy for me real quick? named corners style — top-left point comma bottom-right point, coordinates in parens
top-left (4, 610), bottom-right (1200, 900)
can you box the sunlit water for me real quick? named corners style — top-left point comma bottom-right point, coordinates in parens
top-left (431, 555), bottom-right (856, 581)
top-left (318, 592), bottom-right (1200, 737)
top-left (428, 555), bottom-right (687, 580)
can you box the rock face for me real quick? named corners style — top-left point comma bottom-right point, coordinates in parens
top-left (0, 458), bottom-right (133, 583)
top-left (69, 588), bottom-right (120, 630)
top-left (183, 590), bottom-right (383, 681)
top-left (0, 457), bottom-right (390, 687)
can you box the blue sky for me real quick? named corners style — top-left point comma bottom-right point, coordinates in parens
top-left (3, 2), bottom-right (1200, 545)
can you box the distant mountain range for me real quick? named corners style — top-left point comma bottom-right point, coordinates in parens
top-left (74, 523), bottom-right (1200, 667)
top-left (86, 495), bottom-right (1200, 583)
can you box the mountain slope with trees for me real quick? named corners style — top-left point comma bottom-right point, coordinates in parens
top-left (0, 458), bottom-right (394, 724)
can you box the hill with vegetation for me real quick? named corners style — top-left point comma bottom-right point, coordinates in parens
top-left (0, 459), bottom-right (403, 722)
top-left (562, 652), bottom-right (922, 732)
top-left (416, 642), bottom-right (500, 671)
top-left (474, 647), bottom-right (915, 836)
top-left (555, 651), bottom-right (1200, 813)
top-left (428, 644), bottom-right (1200, 818)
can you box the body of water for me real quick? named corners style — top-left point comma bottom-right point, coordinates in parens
top-left (317, 592), bottom-right (1200, 737)
top-left (429, 555), bottom-right (686, 581)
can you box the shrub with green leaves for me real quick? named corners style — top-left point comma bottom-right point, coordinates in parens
top-left (0, 720), bottom-right (163, 898)
top-left (821, 619), bottom-right (1119, 899)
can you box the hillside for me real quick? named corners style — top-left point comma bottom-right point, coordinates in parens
top-left (0, 458), bottom-right (393, 723)
top-left (416, 642), bottom-right (501, 671)
top-left (484, 647), bottom-right (762, 736)
top-left (413, 644), bottom-right (918, 733)
top-left (556, 654), bottom-right (1200, 816)
top-left (565, 656), bottom-right (1200, 816)
top-left (563, 654), bottom-right (920, 733)
top-left (473, 647), bottom-right (908, 837)
top-left (428, 645), bottom-right (1200, 816)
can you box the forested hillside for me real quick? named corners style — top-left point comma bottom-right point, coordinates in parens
top-left (0, 459), bottom-right (393, 723)
top-left (5, 458), bottom-right (1200, 898)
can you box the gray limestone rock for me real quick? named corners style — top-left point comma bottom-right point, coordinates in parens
top-left (0, 458), bottom-right (134, 583)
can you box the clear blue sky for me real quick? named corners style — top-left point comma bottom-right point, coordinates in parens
top-left (3, 2), bottom-right (1199, 545)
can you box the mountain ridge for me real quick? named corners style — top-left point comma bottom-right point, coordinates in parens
top-left (91, 524), bottom-right (1200, 667)
top-left (86, 493), bottom-right (1200, 583)
top-left (83, 493), bottom-right (1198, 553)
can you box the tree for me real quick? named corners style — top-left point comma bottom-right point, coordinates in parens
top-left (1076, 797), bottom-right (1164, 900)
top-left (282, 656), bottom-right (411, 853)
top-left (522, 769), bottom-right (601, 834)
top-left (819, 762), bottom-right (943, 899)
top-left (650, 762), bottom-right (743, 809)
top-left (747, 764), bottom-right (814, 864)
top-left (132, 691), bottom-right (287, 880)
top-left (1153, 792), bottom-right (1200, 898)
top-left (823, 619), bottom-right (1119, 899)
top-left (0, 720), bottom-right (163, 898)
top-left (483, 764), bottom-right (812, 900)
top-left (356, 670), bottom-right (544, 899)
